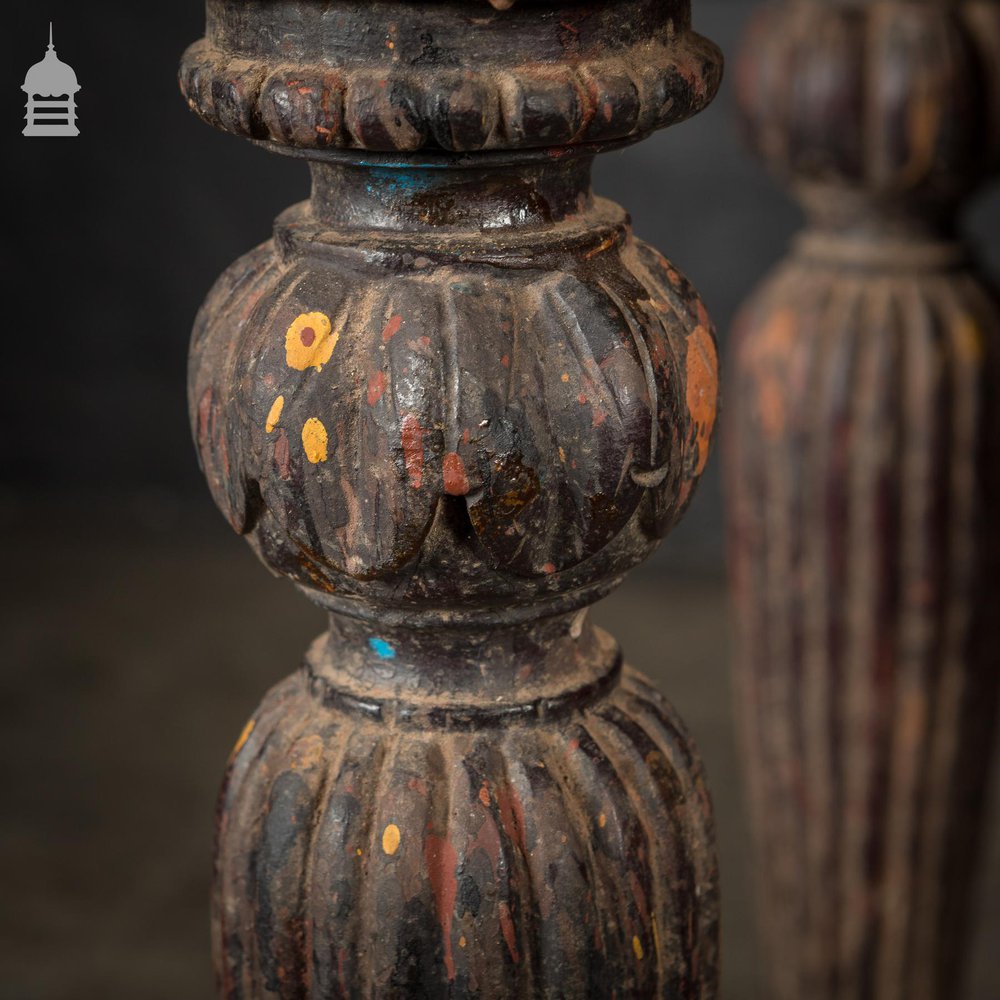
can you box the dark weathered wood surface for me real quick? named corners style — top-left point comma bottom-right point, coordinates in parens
top-left (182, 1), bottom-right (723, 996)
top-left (727, 3), bottom-right (1000, 998)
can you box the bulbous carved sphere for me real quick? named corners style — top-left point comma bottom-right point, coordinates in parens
top-left (736, 1), bottom-right (1000, 201)
top-left (214, 621), bottom-right (719, 999)
top-left (190, 186), bottom-right (718, 614)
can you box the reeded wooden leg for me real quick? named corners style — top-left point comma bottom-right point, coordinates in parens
top-left (726, 4), bottom-right (1000, 998)
top-left (180, 1), bottom-right (724, 995)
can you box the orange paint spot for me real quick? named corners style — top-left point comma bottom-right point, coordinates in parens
top-left (382, 823), bottom-right (401, 856)
top-left (561, 373), bottom-right (570, 382)
top-left (598, 812), bottom-right (606, 828)
top-left (443, 452), bottom-right (470, 496)
top-left (231, 718), bottom-right (254, 759)
top-left (478, 784), bottom-right (491, 808)
top-left (401, 415), bottom-right (424, 489)
top-left (501, 354), bottom-right (510, 368)
top-left (285, 312), bottom-right (337, 371)
top-left (302, 417), bottom-right (329, 463)
top-left (459, 935), bottom-right (467, 949)
top-left (367, 371), bottom-right (388, 407)
top-left (542, 562), bottom-right (556, 575)
top-left (633, 935), bottom-right (644, 961)
top-left (685, 323), bottom-right (719, 477)
top-left (265, 395), bottom-right (284, 434)
top-left (577, 393), bottom-right (587, 405)
top-left (583, 234), bottom-right (617, 260)
top-left (382, 314), bottom-right (403, 342)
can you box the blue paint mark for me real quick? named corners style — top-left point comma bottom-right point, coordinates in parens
top-left (368, 637), bottom-right (396, 660)
top-left (368, 167), bottom-right (437, 192)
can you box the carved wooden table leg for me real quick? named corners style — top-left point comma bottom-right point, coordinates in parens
top-left (180, 2), bottom-right (723, 996)
top-left (727, 4), bottom-right (1000, 998)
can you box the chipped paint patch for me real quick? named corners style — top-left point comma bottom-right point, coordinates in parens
top-left (443, 451), bottom-right (470, 496)
top-left (285, 312), bottom-right (337, 371)
top-left (265, 395), bottom-right (284, 433)
top-left (302, 417), bottom-right (329, 463)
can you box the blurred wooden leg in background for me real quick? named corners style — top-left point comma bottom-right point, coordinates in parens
top-left (726, 3), bottom-right (1000, 998)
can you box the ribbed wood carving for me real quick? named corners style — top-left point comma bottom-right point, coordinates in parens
top-left (727, 3), bottom-right (1000, 999)
top-left (183, 1), bottom-right (723, 996)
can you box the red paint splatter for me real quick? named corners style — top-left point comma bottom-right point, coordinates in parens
top-left (577, 393), bottom-right (588, 405)
top-left (299, 326), bottom-right (316, 346)
top-left (591, 408), bottom-right (607, 428)
top-left (629, 871), bottom-right (650, 926)
top-left (472, 815), bottom-right (502, 874)
top-left (197, 387), bottom-right (214, 452)
top-left (496, 783), bottom-right (528, 857)
top-left (567, 738), bottom-right (580, 755)
top-left (443, 452), bottom-right (470, 496)
top-left (461, 428), bottom-right (471, 445)
top-left (541, 562), bottom-right (556, 575)
top-left (425, 835), bottom-right (459, 981)
top-left (367, 371), bottom-right (388, 406)
top-left (499, 902), bottom-right (521, 964)
top-left (401, 414), bottom-right (424, 489)
top-left (297, 86), bottom-right (313, 96)
top-left (274, 429), bottom-right (291, 480)
top-left (501, 354), bottom-right (510, 369)
top-left (382, 314), bottom-right (403, 342)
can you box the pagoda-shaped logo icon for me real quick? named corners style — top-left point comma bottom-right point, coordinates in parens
top-left (22, 24), bottom-right (80, 137)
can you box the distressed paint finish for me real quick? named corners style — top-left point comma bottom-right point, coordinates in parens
top-left (183, 1), bottom-right (722, 996)
top-left (727, 3), bottom-right (1000, 999)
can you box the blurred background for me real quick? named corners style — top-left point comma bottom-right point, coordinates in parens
top-left (1, 1), bottom-right (998, 997)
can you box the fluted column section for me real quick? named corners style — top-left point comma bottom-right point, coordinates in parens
top-left (726, 3), bottom-right (1000, 999)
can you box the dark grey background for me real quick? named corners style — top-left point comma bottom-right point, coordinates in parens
top-left (2, 3), bottom-right (998, 999)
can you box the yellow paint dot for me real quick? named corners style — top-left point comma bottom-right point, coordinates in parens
top-left (558, 447), bottom-right (566, 464)
top-left (231, 718), bottom-right (254, 758)
top-left (285, 311), bottom-right (338, 371)
top-left (561, 373), bottom-right (570, 382)
top-left (598, 813), bottom-right (606, 828)
top-left (356, 847), bottom-right (363, 856)
top-left (266, 395), bottom-right (284, 433)
top-left (459, 935), bottom-right (467, 949)
top-left (633, 935), bottom-right (644, 961)
top-left (382, 823), bottom-right (401, 856)
top-left (302, 417), bottom-right (329, 463)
